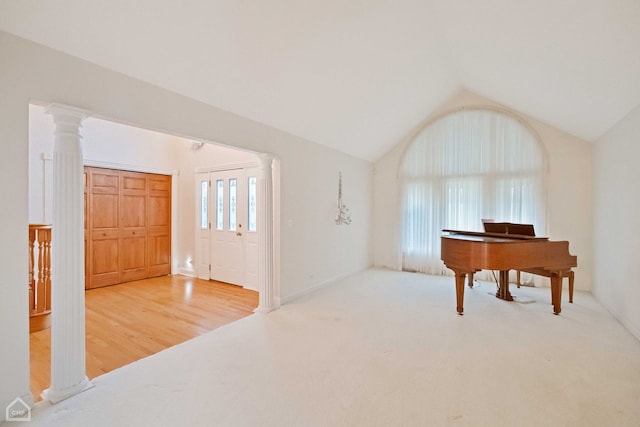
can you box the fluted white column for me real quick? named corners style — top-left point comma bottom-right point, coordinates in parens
top-left (255, 153), bottom-right (277, 313)
top-left (42, 103), bottom-right (93, 403)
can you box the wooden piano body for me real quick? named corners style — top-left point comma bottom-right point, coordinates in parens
top-left (440, 228), bottom-right (577, 315)
top-left (481, 222), bottom-right (575, 298)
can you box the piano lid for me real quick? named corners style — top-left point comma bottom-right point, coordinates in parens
top-left (442, 229), bottom-right (548, 241)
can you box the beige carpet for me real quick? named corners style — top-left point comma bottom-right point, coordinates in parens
top-left (30, 269), bottom-right (640, 426)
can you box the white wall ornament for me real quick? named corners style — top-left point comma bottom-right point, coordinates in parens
top-left (335, 171), bottom-right (352, 225)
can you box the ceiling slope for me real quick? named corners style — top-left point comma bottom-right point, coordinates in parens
top-left (430, 0), bottom-right (640, 143)
top-left (1, 0), bottom-right (639, 161)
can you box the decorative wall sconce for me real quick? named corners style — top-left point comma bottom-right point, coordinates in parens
top-left (335, 171), bottom-right (352, 225)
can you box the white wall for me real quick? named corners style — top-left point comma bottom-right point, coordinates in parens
top-left (373, 90), bottom-right (593, 291)
top-left (593, 104), bottom-right (640, 340)
top-left (0, 31), bottom-right (372, 414)
top-left (279, 143), bottom-right (373, 301)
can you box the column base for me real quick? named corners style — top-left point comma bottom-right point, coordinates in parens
top-left (42, 376), bottom-right (94, 404)
top-left (253, 305), bottom-right (278, 314)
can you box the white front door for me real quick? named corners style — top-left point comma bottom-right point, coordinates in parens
top-left (196, 168), bottom-right (261, 288)
top-left (210, 170), bottom-right (245, 285)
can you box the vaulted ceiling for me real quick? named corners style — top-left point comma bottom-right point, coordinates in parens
top-left (1, 0), bottom-right (639, 161)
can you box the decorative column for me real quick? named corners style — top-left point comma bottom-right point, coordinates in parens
top-left (255, 153), bottom-right (277, 313)
top-left (42, 103), bottom-right (93, 403)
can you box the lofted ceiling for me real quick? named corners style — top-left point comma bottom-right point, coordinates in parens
top-left (1, 0), bottom-right (639, 161)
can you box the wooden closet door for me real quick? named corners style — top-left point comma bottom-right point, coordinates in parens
top-left (87, 167), bottom-right (120, 288)
top-left (147, 174), bottom-right (171, 277)
top-left (85, 167), bottom-right (171, 288)
top-left (120, 171), bottom-right (148, 282)
top-left (84, 169), bottom-right (89, 287)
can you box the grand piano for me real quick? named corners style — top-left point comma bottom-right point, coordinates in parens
top-left (440, 224), bottom-right (577, 315)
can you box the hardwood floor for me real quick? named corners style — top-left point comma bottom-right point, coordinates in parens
top-left (30, 275), bottom-right (258, 401)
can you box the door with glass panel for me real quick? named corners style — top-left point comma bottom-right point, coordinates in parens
top-left (196, 169), bottom-right (259, 288)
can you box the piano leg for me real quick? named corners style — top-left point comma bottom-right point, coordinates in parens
top-left (496, 270), bottom-right (513, 301)
top-left (550, 273), bottom-right (562, 315)
top-left (455, 271), bottom-right (466, 315)
top-left (467, 272), bottom-right (475, 288)
top-left (568, 271), bottom-right (574, 303)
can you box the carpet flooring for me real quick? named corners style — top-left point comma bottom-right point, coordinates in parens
top-left (29, 269), bottom-right (640, 426)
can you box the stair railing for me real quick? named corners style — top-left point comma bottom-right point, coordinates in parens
top-left (29, 224), bottom-right (52, 320)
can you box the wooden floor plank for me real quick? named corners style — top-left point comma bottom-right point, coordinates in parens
top-left (30, 275), bottom-right (258, 401)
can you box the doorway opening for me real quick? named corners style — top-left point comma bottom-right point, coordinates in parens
top-left (196, 167), bottom-right (260, 290)
top-left (27, 103), bottom-right (279, 401)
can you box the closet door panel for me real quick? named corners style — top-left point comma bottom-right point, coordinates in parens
top-left (120, 171), bottom-right (148, 282)
top-left (148, 175), bottom-right (171, 277)
top-left (84, 170), bottom-right (88, 287)
top-left (87, 167), bottom-right (120, 288)
top-left (120, 231), bottom-right (147, 282)
top-left (90, 232), bottom-right (119, 287)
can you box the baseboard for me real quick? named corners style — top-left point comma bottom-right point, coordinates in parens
top-left (596, 294), bottom-right (640, 342)
top-left (178, 267), bottom-right (195, 277)
top-left (280, 268), bottom-right (367, 305)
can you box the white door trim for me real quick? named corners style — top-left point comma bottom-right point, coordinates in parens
top-left (195, 161), bottom-right (257, 174)
top-left (194, 156), bottom-right (280, 311)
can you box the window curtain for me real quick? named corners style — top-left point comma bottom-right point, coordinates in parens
top-left (399, 108), bottom-right (546, 278)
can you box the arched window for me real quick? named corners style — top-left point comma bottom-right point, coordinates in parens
top-left (399, 107), bottom-right (547, 275)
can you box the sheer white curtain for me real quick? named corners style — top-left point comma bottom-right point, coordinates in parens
top-left (400, 108), bottom-right (546, 277)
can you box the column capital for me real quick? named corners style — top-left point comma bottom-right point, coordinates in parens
top-left (256, 153), bottom-right (275, 170)
top-left (46, 103), bottom-right (92, 123)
